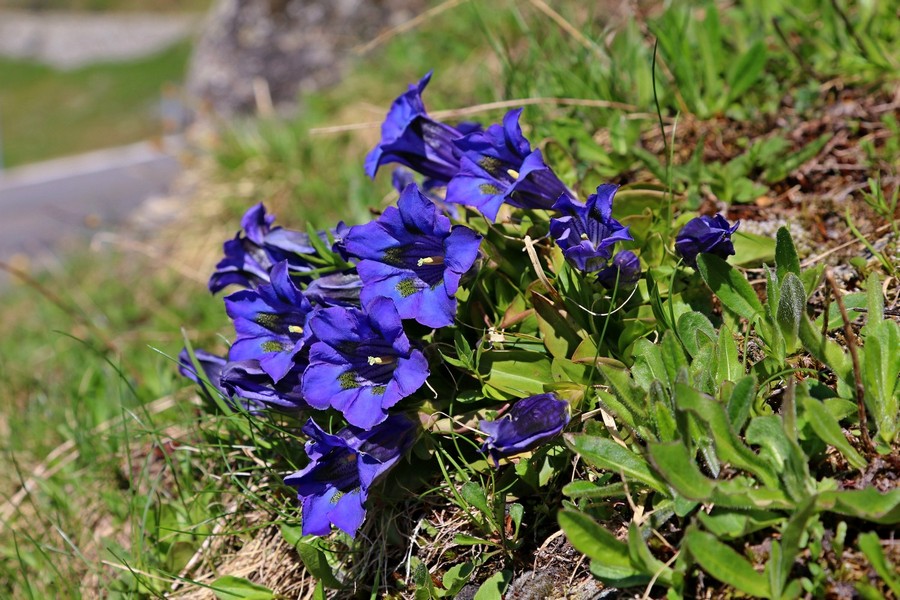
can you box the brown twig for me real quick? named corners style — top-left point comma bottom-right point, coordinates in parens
top-left (309, 97), bottom-right (659, 135)
top-left (825, 268), bottom-right (874, 454)
top-left (354, 0), bottom-right (468, 55)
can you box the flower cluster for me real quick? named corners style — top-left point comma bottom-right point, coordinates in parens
top-left (180, 71), bottom-right (741, 540)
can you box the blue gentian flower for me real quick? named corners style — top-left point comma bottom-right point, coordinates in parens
top-left (220, 359), bottom-right (308, 411)
top-left (596, 250), bottom-right (641, 290)
top-left (178, 348), bottom-right (228, 402)
top-left (284, 415), bottom-right (416, 537)
top-left (224, 261), bottom-right (315, 382)
top-left (675, 214), bottom-right (740, 268)
top-left (344, 184), bottom-right (481, 328)
top-left (480, 393), bottom-right (570, 467)
top-left (304, 272), bottom-right (363, 307)
top-left (445, 108), bottom-right (570, 221)
top-left (301, 298), bottom-right (429, 429)
top-left (209, 203), bottom-right (321, 293)
top-left (549, 184), bottom-right (633, 272)
top-left (365, 71), bottom-right (466, 185)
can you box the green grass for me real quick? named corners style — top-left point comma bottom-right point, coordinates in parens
top-left (0, 39), bottom-right (192, 167)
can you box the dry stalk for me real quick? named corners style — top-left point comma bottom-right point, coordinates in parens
top-left (824, 268), bottom-right (874, 454)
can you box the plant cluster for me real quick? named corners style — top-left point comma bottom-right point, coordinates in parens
top-left (181, 68), bottom-right (900, 598)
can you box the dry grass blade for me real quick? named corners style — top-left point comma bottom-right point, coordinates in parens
top-left (0, 394), bottom-right (200, 526)
top-left (354, 0), bottom-right (469, 55)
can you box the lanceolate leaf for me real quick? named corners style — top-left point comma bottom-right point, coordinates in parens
top-left (558, 509), bottom-right (639, 582)
top-left (684, 528), bottom-right (771, 598)
top-left (800, 396), bottom-right (867, 470)
top-left (776, 273), bottom-right (805, 351)
top-left (774, 226), bottom-right (801, 281)
top-left (564, 434), bottom-right (667, 494)
top-left (816, 488), bottom-right (900, 525)
top-left (647, 440), bottom-right (715, 500)
top-left (696, 254), bottom-right (764, 320)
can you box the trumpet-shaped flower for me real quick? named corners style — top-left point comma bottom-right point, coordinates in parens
top-left (550, 184), bottom-right (633, 272)
top-left (284, 415), bottom-right (416, 537)
top-left (225, 261), bottom-right (315, 382)
top-left (365, 71), bottom-right (466, 184)
top-left (220, 359), bottom-right (308, 411)
top-left (480, 394), bottom-right (570, 467)
top-left (301, 298), bottom-right (429, 429)
top-left (344, 184), bottom-right (481, 328)
top-left (596, 250), bottom-right (641, 290)
top-left (675, 214), bottom-right (740, 268)
top-left (178, 348), bottom-right (228, 402)
top-left (209, 203), bottom-right (320, 293)
top-left (445, 109), bottom-right (570, 221)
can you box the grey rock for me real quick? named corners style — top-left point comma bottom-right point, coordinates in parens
top-left (186, 0), bottom-right (424, 117)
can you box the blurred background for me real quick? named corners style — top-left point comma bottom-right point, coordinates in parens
top-left (0, 0), bottom-right (425, 284)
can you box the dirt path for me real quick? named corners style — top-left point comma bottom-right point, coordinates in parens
top-left (0, 9), bottom-right (199, 69)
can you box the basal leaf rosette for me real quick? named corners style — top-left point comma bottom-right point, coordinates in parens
top-left (345, 184), bottom-right (482, 329)
top-left (301, 297), bottom-right (430, 429)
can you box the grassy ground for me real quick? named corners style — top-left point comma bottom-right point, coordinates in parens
top-left (0, 0), bottom-right (898, 598)
top-left (0, 39), bottom-right (193, 167)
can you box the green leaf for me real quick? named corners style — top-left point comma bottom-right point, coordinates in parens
top-left (677, 312), bottom-right (717, 359)
top-left (562, 480), bottom-right (627, 499)
top-left (862, 319), bottom-right (900, 443)
top-left (627, 522), bottom-right (673, 585)
top-left (684, 529), bottom-right (771, 598)
top-left (442, 562), bottom-right (476, 597)
top-left (696, 254), bottom-right (764, 320)
top-left (647, 441), bottom-right (715, 500)
top-left (776, 273), bottom-right (805, 351)
top-left (474, 570), bottom-right (511, 600)
top-left (763, 133), bottom-right (832, 183)
top-left (731, 231), bottom-right (775, 266)
top-left (460, 481), bottom-right (491, 517)
top-left (564, 434), bottom-right (668, 494)
top-left (558, 509), bottom-right (643, 584)
top-left (675, 384), bottom-right (779, 488)
top-left (725, 41), bottom-right (767, 104)
top-left (771, 497), bottom-right (817, 597)
top-left (774, 227), bottom-right (801, 280)
top-left (211, 576), bottom-right (275, 600)
top-left (532, 291), bottom-right (585, 359)
top-left (717, 326), bottom-right (743, 384)
top-left (479, 350), bottom-right (553, 396)
top-left (726, 376), bottom-right (756, 432)
top-left (816, 488), bottom-right (900, 524)
top-left (660, 330), bottom-right (689, 387)
top-left (858, 532), bottom-right (900, 598)
top-left (698, 509), bottom-right (783, 540)
top-left (799, 314), bottom-right (852, 385)
top-left (632, 338), bottom-right (670, 391)
top-left (799, 396), bottom-right (867, 470)
top-left (293, 537), bottom-right (343, 589)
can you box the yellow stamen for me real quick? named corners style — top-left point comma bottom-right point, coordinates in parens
top-left (507, 168), bottom-right (520, 180)
top-left (288, 325), bottom-right (304, 334)
top-left (368, 356), bottom-right (383, 365)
